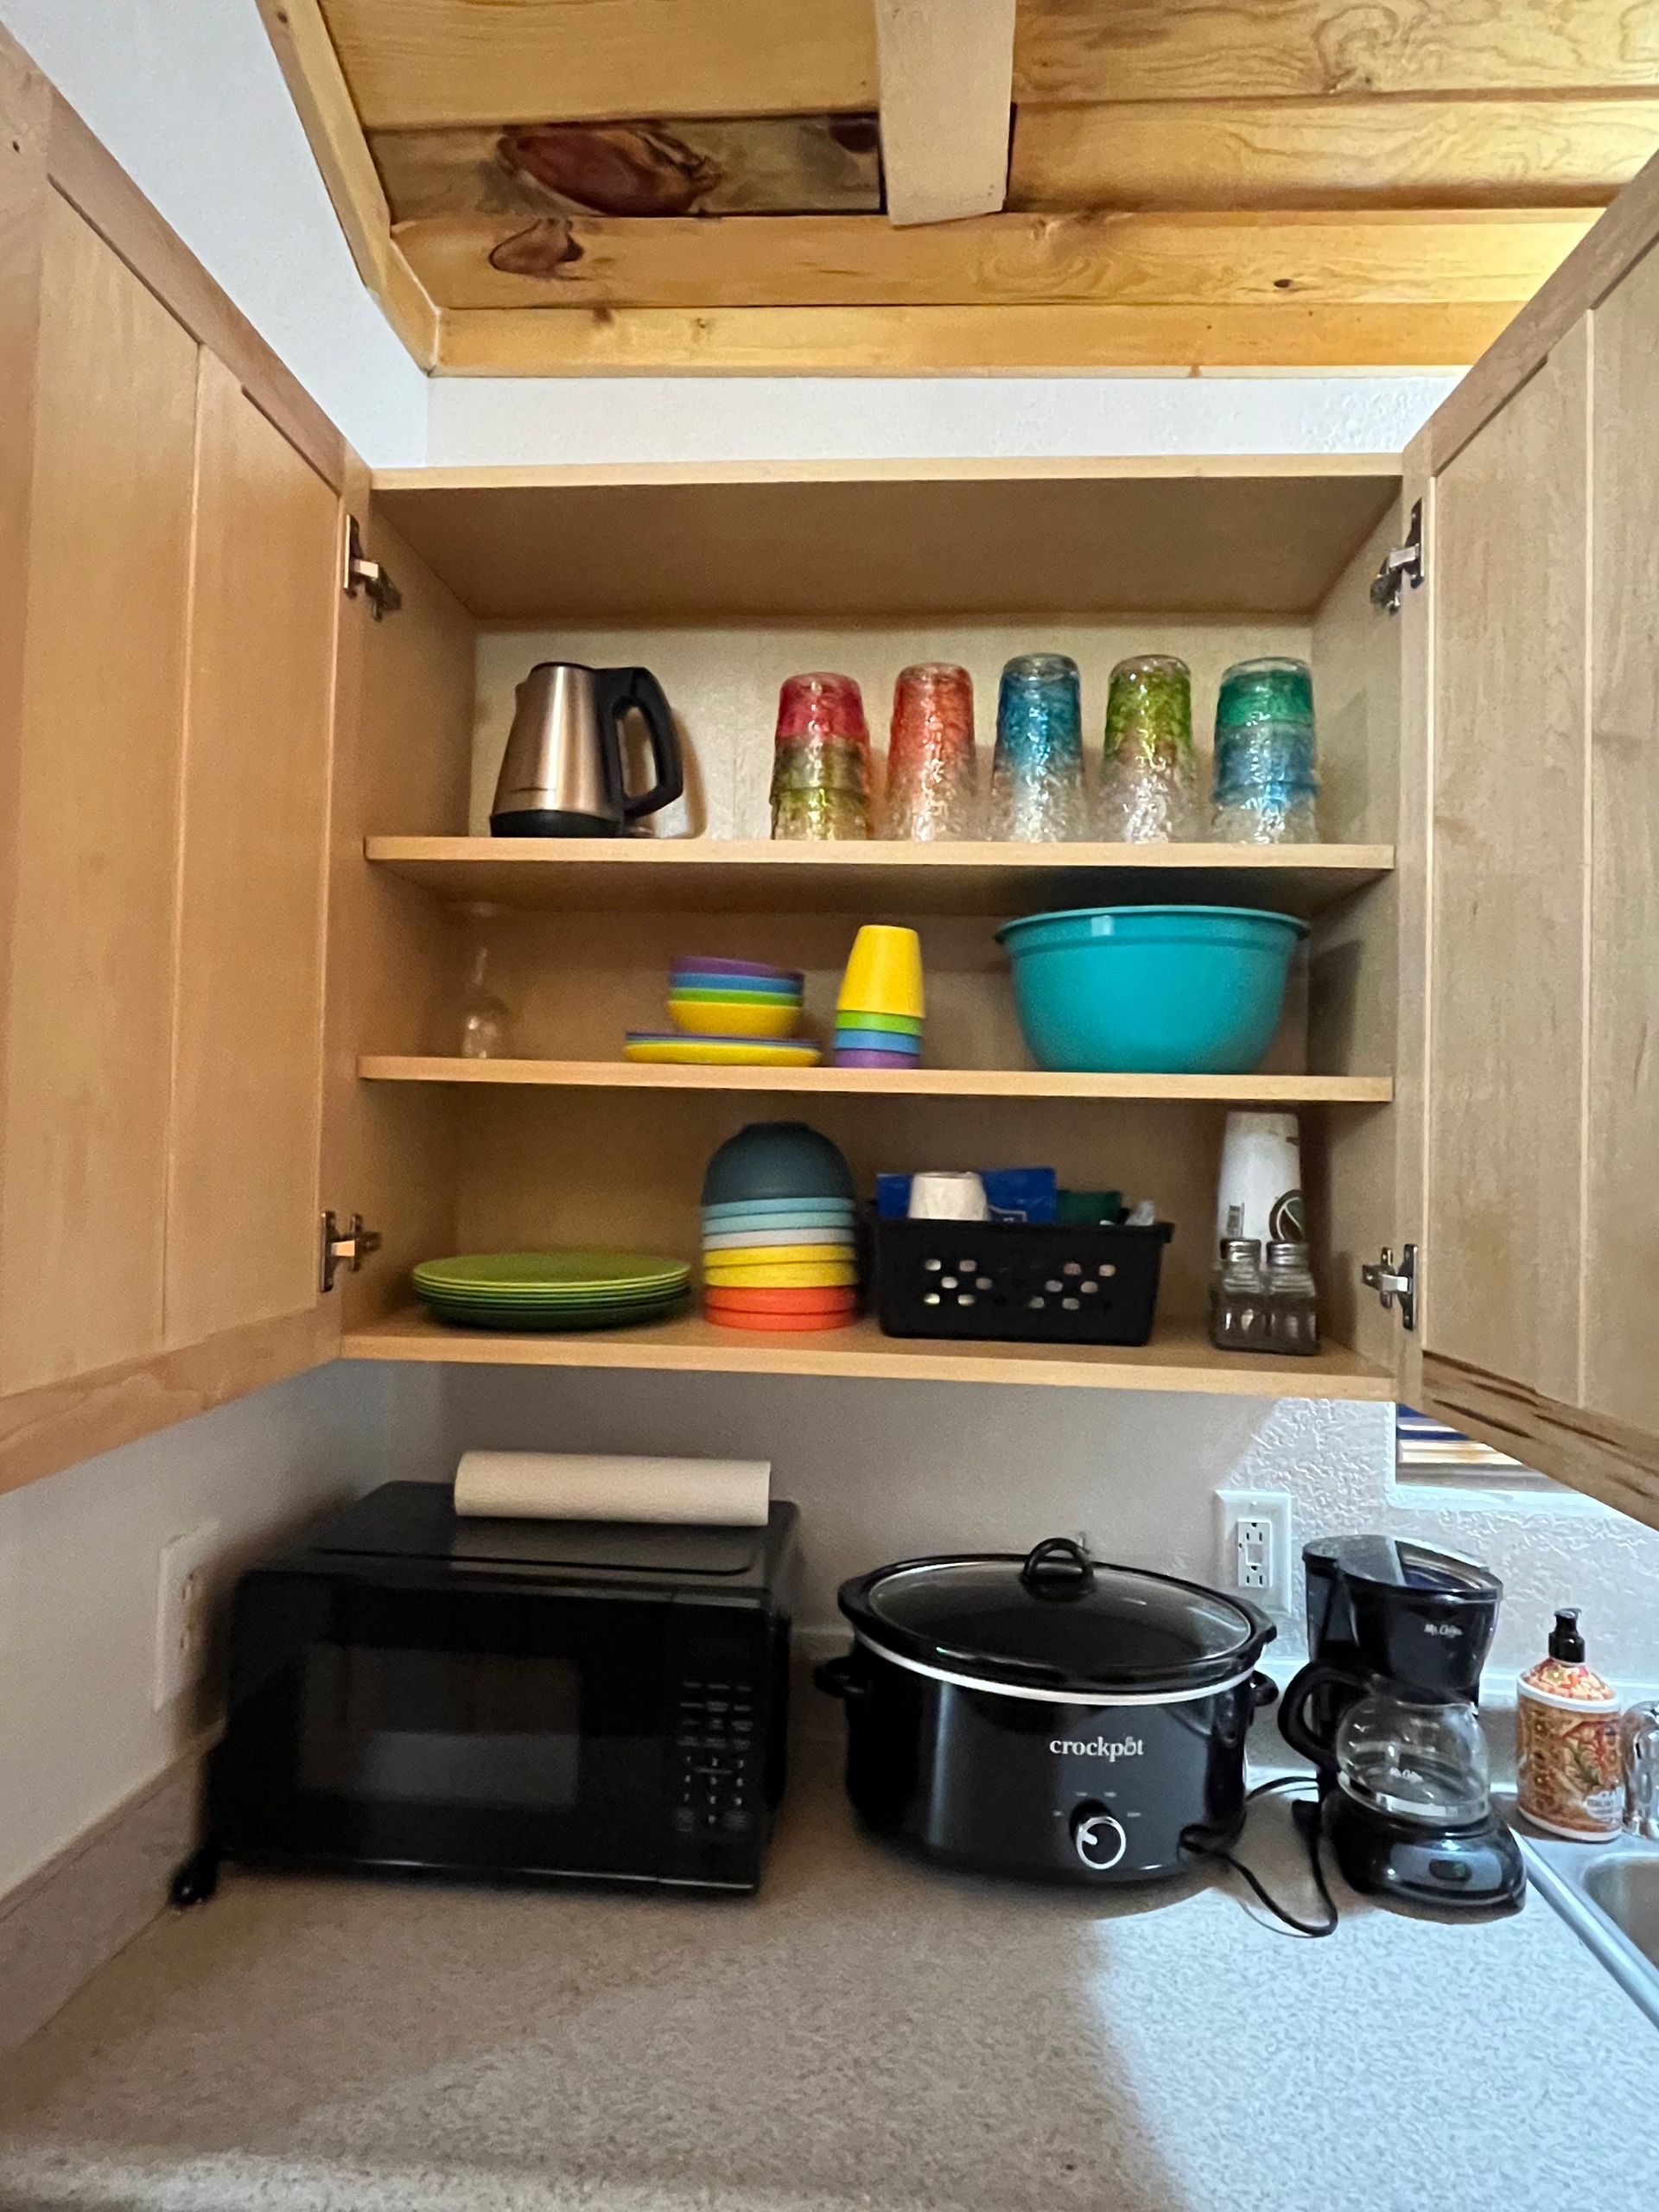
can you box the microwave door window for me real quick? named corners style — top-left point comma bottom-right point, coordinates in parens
top-left (300, 1645), bottom-right (581, 1809)
top-left (226, 1585), bottom-right (677, 1879)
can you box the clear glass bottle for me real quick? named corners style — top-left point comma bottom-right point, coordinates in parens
top-left (1264, 1239), bottom-right (1320, 1355)
top-left (1209, 1236), bottom-right (1268, 1352)
top-left (459, 942), bottom-right (513, 1059)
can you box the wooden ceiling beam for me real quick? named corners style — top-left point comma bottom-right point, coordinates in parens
top-left (1013, 0), bottom-right (1659, 105)
top-left (318, 0), bottom-right (1659, 132)
top-left (1012, 96), bottom-right (1659, 213)
top-left (317, 0), bottom-right (877, 130)
top-left (435, 299), bottom-right (1526, 376)
top-left (874, 0), bottom-right (1015, 226)
top-left (395, 207), bottom-right (1592, 312)
top-left (255, 0), bottom-right (437, 365)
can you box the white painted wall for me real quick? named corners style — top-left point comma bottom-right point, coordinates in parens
top-left (0, 1362), bottom-right (404, 1897)
top-left (425, 373), bottom-right (1459, 469)
top-left (416, 1370), bottom-right (1659, 1694)
top-left (0, 0), bottom-right (426, 465)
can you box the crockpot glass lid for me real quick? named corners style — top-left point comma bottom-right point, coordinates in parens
top-left (841, 1537), bottom-right (1271, 1695)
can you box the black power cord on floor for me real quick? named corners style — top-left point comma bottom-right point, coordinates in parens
top-left (1179, 1774), bottom-right (1340, 1939)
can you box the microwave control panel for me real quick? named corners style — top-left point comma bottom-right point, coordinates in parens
top-left (672, 1675), bottom-right (761, 1840)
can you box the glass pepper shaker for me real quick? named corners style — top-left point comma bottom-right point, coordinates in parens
top-left (1209, 1236), bottom-right (1268, 1352)
top-left (1264, 1239), bottom-right (1320, 1354)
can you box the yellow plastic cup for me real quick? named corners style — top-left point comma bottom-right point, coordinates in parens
top-left (701, 1261), bottom-right (859, 1288)
top-left (836, 924), bottom-right (925, 1020)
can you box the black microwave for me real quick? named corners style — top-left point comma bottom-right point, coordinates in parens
top-left (205, 1483), bottom-right (800, 1895)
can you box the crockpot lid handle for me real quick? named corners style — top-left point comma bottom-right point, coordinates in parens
top-left (1020, 1536), bottom-right (1096, 1598)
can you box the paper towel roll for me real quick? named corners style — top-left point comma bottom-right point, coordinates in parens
top-left (453, 1451), bottom-right (771, 1527)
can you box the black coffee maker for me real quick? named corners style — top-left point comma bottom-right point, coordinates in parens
top-left (1279, 1536), bottom-right (1525, 1914)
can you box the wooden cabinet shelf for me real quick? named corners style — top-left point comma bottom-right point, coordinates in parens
top-left (365, 837), bottom-right (1393, 919)
top-left (359, 1056), bottom-right (1393, 1104)
top-left (343, 1307), bottom-right (1394, 1400)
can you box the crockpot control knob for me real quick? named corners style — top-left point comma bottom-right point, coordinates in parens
top-left (1070, 1802), bottom-right (1128, 1873)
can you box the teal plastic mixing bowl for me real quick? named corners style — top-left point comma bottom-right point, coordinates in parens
top-left (995, 905), bottom-right (1307, 1074)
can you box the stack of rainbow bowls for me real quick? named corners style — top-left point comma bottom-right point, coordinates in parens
top-left (832, 925), bottom-right (925, 1070)
top-left (626, 957), bottom-right (818, 1066)
top-left (701, 1122), bottom-right (860, 1332)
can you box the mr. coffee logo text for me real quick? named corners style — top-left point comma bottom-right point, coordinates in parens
top-left (1050, 1735), bottom-right (1144, 1759)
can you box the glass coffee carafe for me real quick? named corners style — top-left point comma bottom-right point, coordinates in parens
top-left (1334, 1688), bottom-right (1494, 1830)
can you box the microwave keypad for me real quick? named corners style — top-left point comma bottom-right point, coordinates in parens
top-left (674, 1681), bottom-right (759, 1835)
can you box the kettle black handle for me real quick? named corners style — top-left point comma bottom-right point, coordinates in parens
top-left (1020, 1536), bottom-right (1095, 1597)
top-left (1276, 1660), bottom-right (1364, 1769)
top-left (599, 666), bottom-right (683, 822)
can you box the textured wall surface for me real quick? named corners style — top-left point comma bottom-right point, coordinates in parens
top-left (425, 373), bottom-right (1459, 468)
top-left (418, 1368), bottom-right (1659, 1687)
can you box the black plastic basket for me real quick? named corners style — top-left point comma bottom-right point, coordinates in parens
top-left (872, 1216), bottom-right (1173, 1345)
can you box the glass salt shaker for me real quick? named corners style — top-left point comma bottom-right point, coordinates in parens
top-left (1209, 1236), bottom-right (1268, 1352)
top-left (1264, 1239), bottom-right (1320, 1355)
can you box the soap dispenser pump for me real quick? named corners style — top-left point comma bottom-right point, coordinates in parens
top-left (1516, 1608), bottom-right (1623, 1840)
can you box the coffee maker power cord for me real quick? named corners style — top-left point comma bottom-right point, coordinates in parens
top-left (1180, 1775), bottom-right (1339, 1939)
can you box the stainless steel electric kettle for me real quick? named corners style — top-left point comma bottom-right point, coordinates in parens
top-left (490, 661), bottom-right (683, 837)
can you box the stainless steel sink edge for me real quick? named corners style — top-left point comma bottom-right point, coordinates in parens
top-left (1516, 1823), bottom-right (1659, 2031)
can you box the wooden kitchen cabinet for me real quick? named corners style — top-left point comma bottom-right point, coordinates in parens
top-left (0, 41), bottom-right (354, 1494)
top-left (0, 21), bottom-right (1656, 1526)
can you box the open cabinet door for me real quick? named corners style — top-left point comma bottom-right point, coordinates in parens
top-left (1398, 160), bottom-right (1659, 1529)
top-left (0, 29), bottom-right (357, 1497)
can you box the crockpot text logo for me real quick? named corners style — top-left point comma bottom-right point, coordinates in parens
top-left (1049, 1735), bottom-right (1144, 1759)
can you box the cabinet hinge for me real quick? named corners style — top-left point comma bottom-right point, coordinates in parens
top-left (343, 515), bottom-right (402, 620)
top-left (320, 1210), bottom-right (383, 1294)
top-left (1361, 1243), bottom-right (1417, 1332)
top-left (1370, 499), bottom-right (1424, 615)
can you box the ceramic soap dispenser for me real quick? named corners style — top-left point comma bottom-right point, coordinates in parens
top-left (1516, 1608), bottom-right (1624, 1840)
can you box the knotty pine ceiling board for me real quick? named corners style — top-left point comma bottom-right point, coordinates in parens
top-left (319, 0), bottom-right (1659, 131)
top-left (370, 116), bottom-right (882, 224)
top-left (273, 0), bottom-right (1659, 372)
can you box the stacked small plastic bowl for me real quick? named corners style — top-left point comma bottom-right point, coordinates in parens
top-left (701, 1122), bottom-right (860, 1332)
top-left (669, 956), bottom-right (804, 1039)
top-left (626, 957), bottom-right (817, 1065)
top-left (832, 925), bottom-right (925, 1069)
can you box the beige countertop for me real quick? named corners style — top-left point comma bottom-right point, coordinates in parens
top-left (2, 1737), bottom-right (1657, 2212)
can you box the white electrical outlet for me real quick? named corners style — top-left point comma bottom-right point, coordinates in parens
top-left (1216, 1491), bottom-right (1293, 1613)
top-left (152, 1521), bottom-right (221, 1713)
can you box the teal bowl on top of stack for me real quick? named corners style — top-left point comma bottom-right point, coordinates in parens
top-left (996, 905), bottom-right (1306, 1075)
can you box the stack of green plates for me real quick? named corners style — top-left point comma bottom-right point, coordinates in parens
top-left (412, 1251), bottom-right (692, 1332)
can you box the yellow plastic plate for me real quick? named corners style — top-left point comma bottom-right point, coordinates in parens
top-left (624, 1035), bottom-right (823, 1066)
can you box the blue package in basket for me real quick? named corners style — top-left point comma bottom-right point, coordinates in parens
top-left (983, 1168), bottom-right (1058, 1223)
top-left (876, 1168), bottom-right (1058, 1223)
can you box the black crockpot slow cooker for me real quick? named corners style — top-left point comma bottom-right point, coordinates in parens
top-left (817, 1536), bottom-right (1277, 1885)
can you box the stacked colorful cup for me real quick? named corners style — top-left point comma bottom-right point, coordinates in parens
top-left (769, 672), bottom-right (875, 841)
top-left (701, 1122), bottom-right (861, 1332)
top-left (833, 924), bottom-right (925, 1069)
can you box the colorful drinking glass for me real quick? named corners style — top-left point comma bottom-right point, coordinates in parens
top-left (1211, 656), bottom-right (1321, 844)
top-left (770, 671), bottom-right (874, 841)
top-left (880, 663), bottom-right (978, 840)
top-left (987, 653), bottom-right (1085, 842)
top-left (1097, 654), bottom-right (1200, 842)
